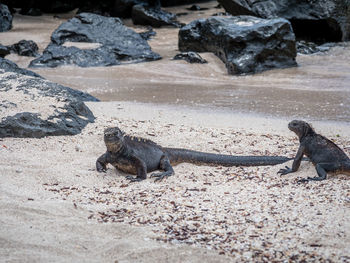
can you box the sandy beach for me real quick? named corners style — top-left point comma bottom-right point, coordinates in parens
top-left (1, 1), bottom-right (350, 262)
top-left (1, 102), bottom-right (350, 262)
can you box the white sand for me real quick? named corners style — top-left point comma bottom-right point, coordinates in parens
top-left (1, 101), bottom-right (349, 262)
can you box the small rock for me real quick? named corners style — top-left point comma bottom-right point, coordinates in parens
top-left (188, 5), bottom-right (201, 11)
top-left (173, 52), bottom-right (207, 64)
top-left (139, 26), bottom-right (157, 40)
top-left (8, 40), bottom-right (39, 57)
top-left (0, 44), bottom-right (10, 58)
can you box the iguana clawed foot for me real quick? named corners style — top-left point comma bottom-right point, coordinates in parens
top-left (150, 172), bottom-right (173, 182)
top-left (298, 175), bottom-right (327, 183)
top-left (277, 166), bottom-right (293, 176)
top-left (125, 175), bottom-right (145, 182)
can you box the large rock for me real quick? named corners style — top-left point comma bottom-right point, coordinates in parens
top-left (132, 4), bottom-right (181, 27)
top-left (0, 4), bottom-right (12, 32)
top-left (29, 13), bottom-right (161, 68)
top-left (0, 71), bottom-right (98, 138)
top-left (218, 0), bottom-right (350, 43)
top-left (0, 57), bottom-right (42, 78)
top-left (179, 16), bottom-right (296, 75)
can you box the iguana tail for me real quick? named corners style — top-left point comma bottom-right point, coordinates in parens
top-left (164, 148), bottom-right (292, 167)
top-left (343, 161), bottom-right (350, 175)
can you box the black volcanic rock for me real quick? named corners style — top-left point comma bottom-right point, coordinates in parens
top-left (173, 52), bottom-right (207, 64)
top-left (132, 4), bottom-right (181, 28)
top-left (112, 0), bottom-right (160, 17)
top-left (112, 0), bottom-right (144, 17)
top-left (19, 7), bottom-right (42, 16)
top-left (0, 4), bottom-right (12, 32)
top-left (29, 13), bottom-right (161, 68)
top-left (187, 4), bottom-right (208, 11)
top-left (161, 0), bottom-right (209, 7)
top-left (8, 40), bottom-right (39, 57)
top-left (0, 57), bottom-right (42, 78)
top-left (139, 26), bottom-right (157, 40)
top-left (179, 16), bottom-right (297, 75)
top-left (0, 70), bottom-right (97, 138)
top-left (0, 44), bottom-right (10, 58)
top-left (218, 0), bottom-right (350, 43)
top-left (296, 41), bottom-right (336, 55)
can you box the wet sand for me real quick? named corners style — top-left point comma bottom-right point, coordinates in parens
top-left (1, 1), bottom-right (350, 122)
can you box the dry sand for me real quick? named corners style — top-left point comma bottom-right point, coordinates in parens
top-left (1, 102), bottom-right (350, 262)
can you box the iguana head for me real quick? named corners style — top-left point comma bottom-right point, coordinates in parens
top-left (288, 120), bottom-right (315, 139)
top-left (104, 127), bottom-right (125, 152)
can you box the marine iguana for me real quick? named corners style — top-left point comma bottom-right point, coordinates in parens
top-left (278, 120), bottom-right (350, 182)
top-left (96, 127), bottom-right (293, 182)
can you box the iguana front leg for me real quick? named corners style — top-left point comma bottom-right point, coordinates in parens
top-left (96, 153), bottom-right (109, 172)
top-left (278, 145), bottom-right (305, 175)
top-left (150, 155), bottom-right (174, 182)
top-left (298, 162), bottom-right (344, 183)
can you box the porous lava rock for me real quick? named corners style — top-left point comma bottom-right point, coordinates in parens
top-left (0, 44), bottom-right (10, 58)
top-left (132, 4), bottom-right (181, 27)
top-left (173, 52), bottom-right (207, 64)
top-left (30, 13), bottom-right (161, 68)
top-left (0, 70), bottom-right (98, 138)
top-left (8, 40), bottom-right (39, 57)
top-left (218, 0), bottom-right (350, 43)
top-left (112, 0), bottom-right (160, 18)
top-left (0, 57), bottom-right (42, 78)
top-left (0, 4), bottom-right (12, 32)
top-left (179, 16), bottom-right (296, 75)
top-left (161, 0), bottom-right (208, 6)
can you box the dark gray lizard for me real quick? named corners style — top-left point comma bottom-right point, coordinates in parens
top-left (278, 120), bottom-right (350, 182)
top-left (96, 127), bottom-right (293, 182)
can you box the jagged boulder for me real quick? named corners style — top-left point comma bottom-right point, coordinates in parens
top-left (0, 4), bottom-right (12, 32)
top-left (218, 0), bottom-right (350, 43)
top-left (8, 40), bottom-right (39, 57)
top-left (0, 57), bottom-right (42, 78)
top-left (132, 4), bottom-right (181, 27)
top-left (30, 13), bottom-right (161, 68)
top-left (0, 70), bottom-right (98, 138)
top-left (179, 16), bottom-right (297, 75)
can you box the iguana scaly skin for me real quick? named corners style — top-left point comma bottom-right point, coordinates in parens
top-left (278, 120), bottom-right (350, 182)
top-left (97, 127), bottom-right (293, 182)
